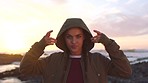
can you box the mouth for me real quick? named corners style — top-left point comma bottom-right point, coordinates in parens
top-left (71, 45), bottom-right (77, 49)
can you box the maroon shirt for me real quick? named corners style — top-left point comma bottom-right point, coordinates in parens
top-left (66, 56), bottom-right (84, 83)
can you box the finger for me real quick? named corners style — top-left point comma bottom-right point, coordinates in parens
top-left (46, 38), bottom-right (57, 45)
top-left (91, 36), bottom-right (97, 43)
top-left (91, 35), bottom-right (101, 43)
top-left (47, 40), bottom-right (57, 45)
top-left (49, 38), bottom-right (57, 42)
top-left (45, 30), bottom-right (53, 38)
top-left (45, 37), bottom-right (56, 42)
top-left (91, 35), bottom-right (101, 40)
top-left (93, 30), bottom-right (101, 35)
top-left (47, 42), bottom-right (54, 45)
top-left (91, 38), bottom-right (96, 43)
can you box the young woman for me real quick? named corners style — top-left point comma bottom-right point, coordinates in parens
top-left (20, 18), bottom-right (132, 83)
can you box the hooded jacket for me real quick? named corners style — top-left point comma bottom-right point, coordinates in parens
top-left (20, 18), bottom-right (132, 83)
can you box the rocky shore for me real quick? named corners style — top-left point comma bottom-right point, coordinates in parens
top-left (0, 54), bottom-right (148, 83)
top-left (108, 62), bottom-right (148, 83)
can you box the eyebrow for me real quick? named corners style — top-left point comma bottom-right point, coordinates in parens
top-left (65, 33), bottom-right (83, 36)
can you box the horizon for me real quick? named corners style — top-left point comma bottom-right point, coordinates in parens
top-left (1, 48), bottom-right (148, 55)
top-left (0, 0), bottom-right (148, 54)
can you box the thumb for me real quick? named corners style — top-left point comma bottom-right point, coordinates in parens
top-left (93, 30), bottom-right (101, 35)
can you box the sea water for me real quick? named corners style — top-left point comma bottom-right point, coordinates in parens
top-left (0, 77), bottom-right (22, 83)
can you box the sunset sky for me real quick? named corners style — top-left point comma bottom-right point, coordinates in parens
top-left (0, 0), bottom-right (148, 54)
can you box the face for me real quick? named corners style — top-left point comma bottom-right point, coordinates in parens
top-left (65, 27), bottom-right (84, 55)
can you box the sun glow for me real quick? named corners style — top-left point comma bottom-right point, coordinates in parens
top-left (4, 30), bottom-right (26, 53)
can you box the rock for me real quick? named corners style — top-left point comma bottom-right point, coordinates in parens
top-left (108, 62), bottom-right (148, 83)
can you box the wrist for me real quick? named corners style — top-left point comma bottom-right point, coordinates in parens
top-left (99, 33), bottom-right (111, 46)
top-left (39, 36), bottom-right (48, 48)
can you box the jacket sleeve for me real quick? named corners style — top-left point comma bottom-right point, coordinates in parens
top-left (105, 39), bottom-right (132, 78)
top-left (20, 38), bottom-right (48, 76)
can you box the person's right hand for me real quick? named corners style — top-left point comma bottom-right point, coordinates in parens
top-left (44, 30), bottom-right (57, 45)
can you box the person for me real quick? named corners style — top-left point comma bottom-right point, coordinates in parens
top-left (20, 18), bottom-right (132, 83)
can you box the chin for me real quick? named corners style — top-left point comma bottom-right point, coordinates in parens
top-left (70, 50), bottom-right (81, 55)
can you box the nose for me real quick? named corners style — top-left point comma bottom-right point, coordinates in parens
top-left (72, 38), bottom-right (76, 44)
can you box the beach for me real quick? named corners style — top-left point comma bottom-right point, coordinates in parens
top-left (0, 50), bottom-right (148, 83)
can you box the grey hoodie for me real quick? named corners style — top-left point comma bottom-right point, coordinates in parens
top-left (56, 18), bottom-right (94, 52)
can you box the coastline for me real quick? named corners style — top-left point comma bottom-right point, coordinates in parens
top-left (0, 62), bottom-right (148, 83)
top-left (0, 53), bottom-right (148, 83)
top-left (0, 54), bottom-right (22, 65)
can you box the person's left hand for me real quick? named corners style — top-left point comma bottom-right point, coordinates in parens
top-left (91, 30), bottom-right (102, 43)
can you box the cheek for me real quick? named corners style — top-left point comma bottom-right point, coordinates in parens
top-left (65, 39), bottom-right (71, 46)
top-left (79, 39), bottom-right (84, 45)
top-left (81, 37), bottom-right (85, 42)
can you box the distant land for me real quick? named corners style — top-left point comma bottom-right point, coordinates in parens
top-left (122, 49), bottom-right (148, 52)
top-left (0, 54), bottom-right (22, 65)
top-left (91, 49), bottom-right (148, 53)
top-left (0, 49), bottom-right (148, 55)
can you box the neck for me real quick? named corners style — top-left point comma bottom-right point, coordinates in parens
top-left (70, 52), bottom-right (82, 55)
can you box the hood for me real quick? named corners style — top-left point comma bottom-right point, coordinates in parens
top-left (56, 18), bottom-right (94, 51)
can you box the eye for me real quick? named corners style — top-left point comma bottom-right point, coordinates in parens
top-left (65, 35), bottom-right (72, 39)
top-left (76, 34), bottom-right (83, 39)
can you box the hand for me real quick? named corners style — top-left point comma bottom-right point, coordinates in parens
top-left (91, 30), bottom-right (102, 43)
top-left (44, 30), bottom-right (57, 45)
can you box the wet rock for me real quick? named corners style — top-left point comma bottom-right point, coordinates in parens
top-left (0, 68), bottom-right (20, 79)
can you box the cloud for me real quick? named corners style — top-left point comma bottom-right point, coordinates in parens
top-left (30, 0), bottom-right (67, 5)
top-left (1, 0), bottom-right (148, 38)
top-left (89, 13), bottom-right (148, 37)
top-left (126, 0), bottom-right (135, 4)
top-left (53, 0), bottom-right (67, 4)
top-left (106, 0), bottom-right (119, 3)
top-left (87, 0), bottom-right (148, 37)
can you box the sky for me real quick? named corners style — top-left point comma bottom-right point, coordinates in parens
top-left (0, 0), bottom-right (148, 54)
